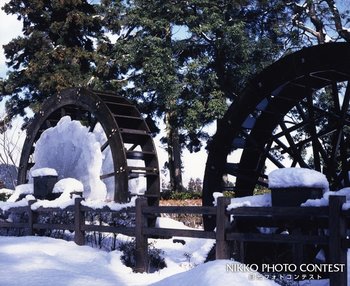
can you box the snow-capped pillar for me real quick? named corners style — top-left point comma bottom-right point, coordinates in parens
top-left (32, 168), bottom-right (58, 200)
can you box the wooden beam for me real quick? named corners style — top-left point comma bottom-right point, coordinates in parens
top-left (329, 196), bottom-right (347, 286)
top-left (74, 198), bottom-right (85, 246)
top-left (135, 197), bottom-right (148, 273)
top-left (216, 197), bottom-right (231, 259)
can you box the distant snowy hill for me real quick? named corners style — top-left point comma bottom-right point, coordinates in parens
top-left (0, 164), bottom-right (17, 189)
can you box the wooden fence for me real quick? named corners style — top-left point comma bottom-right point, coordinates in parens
top-left (0, 195), bottom-right (349, 286)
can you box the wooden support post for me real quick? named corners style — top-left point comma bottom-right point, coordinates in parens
top-left (27, 200), bottom-right (37, 235)
top-left (216, 196), bottom-right (231, 259)
top-left (292, 228), bottom-right (303, 274)
top-left (135, 197), bottom-right (149, 273)
top-left (329, 195), bottom-right (347, 286)
top-left (74, 197), bottom-right (85, 246)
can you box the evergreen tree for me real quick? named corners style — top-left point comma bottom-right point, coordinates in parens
top-left (187, 177), bottom-right (202, 193)
top-left (5, 0), bottom-right (341, 195)
top-left (99, 0), bottom-right (187, 192)
top-left (1, 0), bottom-right (104, 125)
top-left (98, 0), bottom-right (293, 192)
top-left (176, 0), bottom-right (291, 149)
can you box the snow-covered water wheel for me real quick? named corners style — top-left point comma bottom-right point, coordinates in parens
top-left (18, 87), bottom-right (160, 205)
top-left (203, 42), bottom-right (350, 230)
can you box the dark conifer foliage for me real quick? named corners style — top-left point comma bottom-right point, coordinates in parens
top-left (1, 0), bottom-right (103, 124)
top-left (2, 0), bottom-right (349, 192)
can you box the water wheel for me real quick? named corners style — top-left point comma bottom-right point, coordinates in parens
top-left (203, 42), bottom-right (350, 230)
top-left (18, 87), bottom-right (160, 205)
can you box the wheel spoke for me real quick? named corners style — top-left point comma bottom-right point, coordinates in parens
top-left (100, 140), bottom-right (109, 152)
top-left (331, 81), bottom-right (341, 113)
top-left (329, 82), bottom-right (350, 173)
top-left (340, 81), bottom-right (350, 113)
top-left (100, 172), bottom-right (115, 180)
top-left (278, 122), bottom-right (309, 168)
top-left (305, 92), bottom-right (321, 171)
top-left (340, 135), bottom-right (350, 186)
top-left (266, 152), bottom-right (285, 168)
top-left (89, 117), bottom-right (98, 132)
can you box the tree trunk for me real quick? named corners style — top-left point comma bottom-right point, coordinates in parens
top-left (166, 113), bottom-right (184, 193)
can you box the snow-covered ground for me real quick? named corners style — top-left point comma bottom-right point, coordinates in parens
top-left (0, 231), bottom-right (277, 286)
top-left (0, 218), bottom-right (338, 286)
top-left (1, 166), bottom-right (349, 285)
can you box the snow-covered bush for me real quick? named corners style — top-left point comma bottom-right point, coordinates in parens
top-left (0, 188), bottom-right (13, 201)
top-left (117, 239), bottom-right (166, 273)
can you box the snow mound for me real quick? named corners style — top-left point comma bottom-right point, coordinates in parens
top-left (0, 188), bottom-right (14, 196)
top-left (156, 217), bottom-right (193, 230)
top-left (81, 196), bottom-right (136, 211)
top-left (53, 178), bottom-right (83, 195)
top-left (30, 178), bottom-right (84, 210)
top-left (268, 168), bottom-right (329, 193)
top-left (7, 183), bottom-right (33, 202)
top-left (92, 122), bottom-right (115, 200)
top-left (0, 194), bottom-right (35, 211)
top-left (303, 187), bottom-right (350, 209)
top-left (228, 193), bottom-right (271, 210)
top-left (213, 192), bottom-right (271, 210)
top-left (30, 116), bottom-right (106, 200)
top-left (150, 260), bottom-right (279, 286)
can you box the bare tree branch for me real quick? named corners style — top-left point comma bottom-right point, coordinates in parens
top-left (200, 31), bottom-right (213, 43)
top-left (308, 1), bottom-right (326, 43)
top-left (290, 2), bottom-right (321, 43)
top-left (324, 0), bottom-right (350, 42)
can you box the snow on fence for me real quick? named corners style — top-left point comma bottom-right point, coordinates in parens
top-left (0, 196), bottom-right (349, 285)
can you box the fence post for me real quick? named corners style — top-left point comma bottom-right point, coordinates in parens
top-left (329, 195), bottom-right (347, 286)
top-left (135, 197), bottom-right (148, 273)
top-left (216, 196), bottom-right (231, 259)
top-left (27, 200), bottom-right (37, 235)
top-left (74, 197), bottom-right (85, 246)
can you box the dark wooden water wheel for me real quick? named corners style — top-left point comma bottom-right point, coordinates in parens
top-left (18, 87), bottom-right (160, 205)
top-left (203, 42), bottom-right (350, 230)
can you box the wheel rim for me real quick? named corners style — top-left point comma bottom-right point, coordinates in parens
top-left (203, 42), bottom-right (350, 229)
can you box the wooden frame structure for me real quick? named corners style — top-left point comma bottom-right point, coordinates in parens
top-left (17, 87), bottom-right (160, 205)
top-left (203, 42), bottom-right (350, 230)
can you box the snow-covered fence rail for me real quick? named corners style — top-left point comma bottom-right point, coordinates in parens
top-left (135, 195), bottom-right (348, 286)
top-left (223, 196), bottom-right (347, 286)
top-left (0, 195), bottom-right (349, 285)
top-left (0, 197), bottom-right (137, 245)
top-left (135, 197), bottom-right (218, 272)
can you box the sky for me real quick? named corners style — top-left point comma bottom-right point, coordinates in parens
top-left (0, 0), bottom-right (213, 188)
top-left (0, 0), bottom-right (22, 78)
